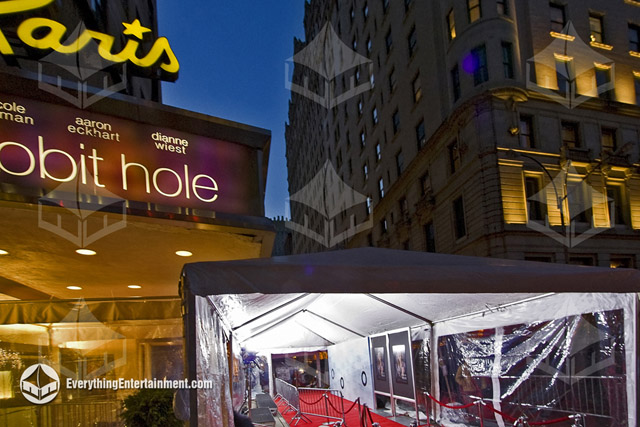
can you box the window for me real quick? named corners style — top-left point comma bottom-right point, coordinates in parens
top-left (451, 64), bottom-right (461, 101)
top-left (425, 222), bottom-right (436, 252)
top-left (607, 184), bottom-right (629, 227)
top-left (448, 139), bottom-right (462, 174)
top-left (467, 0), bottom-right (481, 23)
top-left (363, 3), bottom-right (369, 19)
top-left (630, 24), bottom-right (640, 52)
top-left (382, 0), bottom-right (389, 14)
top-left (350, 6), bottom-right (355, 21)
top-left (366, 196), bottom-right (372, 215)
top-left (635, 74), bottom-right (640, 105)
top-left (471, 45), bottom-right (489, 85)
top-left (610, 256), bottom-right (634, 269)
top-left (569, 256), bottom-right (595, 266)
top-left (360, 130), bottom-right (366, 147)
top-left (519, 115), bottom-right (535, 148)
top-left (378, 177), bottom-right (385, 199)
top-left (358, 98), bottom-right (363, 115)
top-left (408, 26), bottom-right (417, 57)
top-left (404, 0), bottom-right (413, 12)
top-left (385, 29), bottom-right (393, 53)
top-left (392, 109), bottom-right (400, 134)
top-left (399, 197), bottom-right (409, 217)
top-left (353, 36), bottom-right (358, 50)
top-left (412, 73), bottom-right (422, 103)
top-left (497, 0), bottom-right (509, 16)
top-left (502, 42), bottom-right (514, 79)
top-left (447, 9), bottom-right (456, 40)
top-left (567, 180), bottom-right (590, 224)
top-left (453, 196), bottom-right (467, 239)
top-left (370, 72), bottom-right (375, 88)
top-left (595, 66), bottom-right (613, 99)
top-left (549, 3), bottom-right (565, 33)
top-left (589, 14), bottom-right (604, 43)
top-left (396, 151), bottom-right (404, 176)
top-left (416, 120), bottom-right (426, 149)
top-left (420, 173), bottom-right (431, 195)
top-left (555, 58), bottom-right (574, 97)
top-left (375, 143), bottom-right (381, 161)
top-left (525, 176), bottom-right (545, 221)
top-left (367, 37), bottom-right (372, 55)
top-left (380, 218), bottom-right (388, 234)
top-left (601, 127), bottom-right (617, 153)
top-left (363, 163), bottom-right (369, 181)
top-left (372, 107), bottom-right (378, 125)
top-left (561, 122), bottom-right (579, 148)
top-left (388, 68), bottom-right (397, 92)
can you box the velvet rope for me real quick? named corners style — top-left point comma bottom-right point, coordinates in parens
top-left (344, 398), bottom-right (361, 414)
top-left (298, 394), bottom-right (326, 406)
top-left (481, 401), bottom-right (518, 422)
top-left (425, 393), bottom-right (477, 410)
top-left (326, 395), bottom-right (342, 413)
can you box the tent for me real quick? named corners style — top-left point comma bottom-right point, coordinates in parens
top-left (179, 248), bottom-right (640, 426)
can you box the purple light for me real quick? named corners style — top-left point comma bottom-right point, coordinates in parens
top-left (462, 53), bottom-right (476, 74)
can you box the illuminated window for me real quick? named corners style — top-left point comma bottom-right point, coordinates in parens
top-left (396, 151), bottom-right (404, 176)
top-left (549, 3), bottom-right (565, 33)
top-left (601, 127), bottom-right (617, 153)
top-left (610, 256), bottom-right (634, 269)
top-left (392, 109), bottom-right (400, 134)
top-left (367, 37), bottom-right (372, 55)
top-left (412, 73), bottom-right (422, 103)
top-left (467, 0), bottom-right (481, 23)
top-left (380, 218), bottom-right (388, 233)
top-left (497, 0), bottom-right (509, 16)
top-left (363, 163), bottom-right (369, 181)
top-left (589, 14), bottom-right (604, 43)
top-left (519, 115), bottom-right (535, 148)
top-left (366, 196), bottom-right (372, 214)
top-left (385, 29), bottom-right (393, 53)
top-left (360, 130), bottom-right (366, 147)
top-left (408, 27), bottom-right (417, 57)
top-left (447, 9), bottom-right (456, 40)
top-left (382, 0), bottom-right (389, 14)
top-left (425, 222), bottom-right (436, 252)
top-left (448, 139), bottom-right (461, 174)
top-left (358, 98), bottom-right (363, 115)
top-left (375, 143), bottom-right (382, 161)
top-left (630, 24), bottom-right (640, 52)
top-left (372, 107), bottom-right (378, 125)
top-left (363, 3), bottom-right (369, 19)
top-left (453, 196), bottom-right (467, 239)
top-left (353, 36), bottom-right (358, 50)
top-left (416, 120), bottom-right (426, 149)
top-left (378, 177), bottom-right (385, 199)
top-left (525, 176), bottom-right (545, 221)
top-left (350, 6), bottom-right (355, 21)
top-left (471, 45), bottom-right (488, 85)
top-left (555, 58), bottom-right (574, 97)
top-left (502, 42), bottom-right (514, 79)
top-left (562, 122), bottom-right (580, 148)
top-left (451, 64), bottom-right (461, 101)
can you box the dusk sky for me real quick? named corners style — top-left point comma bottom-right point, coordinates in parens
top-left (157, 2), bottom-right (306, 219)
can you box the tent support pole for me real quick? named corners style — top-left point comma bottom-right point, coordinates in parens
top-left (242, 310), bottom-right (306, 342)
top-left (232, 293), bottom-right (312, 332)
top-left (182, 278), bottom-right (199, 427)
top-left (303, 309), bottom-right (365, 337)
top-left (364, 294), bottom-right (434, 325)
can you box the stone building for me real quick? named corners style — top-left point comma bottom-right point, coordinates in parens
top-left (286, 0), bottom-right (640, 267)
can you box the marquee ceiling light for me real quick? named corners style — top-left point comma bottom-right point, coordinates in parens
top-left (75, 249), bottom-right (96, 256)
top-left (175, 250), bottom-right (193, 257)
top-left (0, 250), bottom-right (8, 255)
top-left (66, 286), bottom-right (82, 290)
top-left (128, 285), bottom-right (142, 289)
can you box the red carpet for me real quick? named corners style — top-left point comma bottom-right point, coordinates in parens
top-left (276, 393), bottom-right (406, 427)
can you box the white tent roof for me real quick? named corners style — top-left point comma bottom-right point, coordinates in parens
top-left (181, 248), bottom-right (640, 349)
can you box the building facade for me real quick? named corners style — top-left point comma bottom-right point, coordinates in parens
top-left (286, 0), bottom-right (640, 267)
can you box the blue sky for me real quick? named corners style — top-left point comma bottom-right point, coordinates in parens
top-left (157, 2), bottom-right (306, 219)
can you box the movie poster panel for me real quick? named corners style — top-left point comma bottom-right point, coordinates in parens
top-left (370, 335), bottom-right (390, 394)
top-left (388, 330), bottom-right (414, 399)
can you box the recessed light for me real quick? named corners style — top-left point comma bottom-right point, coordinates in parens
top-left (128, 285), bottom-right (142, 289)
top-left (0, 250), bottom-right (8, 255)
top-left (175, 250), bottom-right (193, 257)
top-left (67, 286), bottom-right (82, 290)
top-left (76, 249), bottom-right (96, 256)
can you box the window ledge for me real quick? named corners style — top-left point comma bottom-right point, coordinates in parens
top-left (590, 41), bottom-right (613, 51)
top-left (630, 51), bottom-right (640, 58)
top-left (550, 31), bottom-right (575, 41)
top-left (624, 0), bottom-right (640, 6)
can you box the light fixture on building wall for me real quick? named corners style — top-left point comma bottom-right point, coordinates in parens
top-left (508, 126), bottom-right (520, 136)
top-left (128, 285), bottom-right (142, 289)
top-left (76, 249), bottom-right (96, 256)
top-left (66, 286), bottom-right (82, 290)
top-left (0, 250), bottom-right (8, 255)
